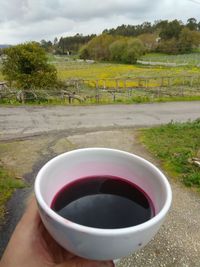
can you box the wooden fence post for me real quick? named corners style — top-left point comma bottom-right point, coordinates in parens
top-left (157, 87), bottom-right (161, 98)
top-left (76, 80), bottom-right (80, 93)
top-left (96, 80), bottom-right (99, 89)
top-left (161, 77), bottom-right (164, 87)
top-left (124, 80), bottom-right (127, 90)
top-left (112, 91), bottom-right (116, 102)
top-left (181, 87), bottom-right (184, 96)
top-left (190, 76), bottom-right (193, 87)
top-left (145, 79), bottom-right (148, 88)
top-left (168, 77), bottom-right (171, 87)
top-left (116, 79), bottom-right (119, 90)
top-left (103, 80), bottom-right (106, 89)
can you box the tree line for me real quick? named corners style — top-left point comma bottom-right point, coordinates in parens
top-left (38, 18), bottom-right (200, 63)
top-left (1, 18), bottom-right (200, 99)
top-left (0, 18), bottom-right (200, 97)
top-left (103, 18), bottom-right (200, 36)
top-left (78, 18), bottom-right (200, 63)
top-left (40, 33), bottom-right (96, 55)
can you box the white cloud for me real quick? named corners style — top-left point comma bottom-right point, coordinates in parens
top-left (0, 0), bottom-right (199, 44)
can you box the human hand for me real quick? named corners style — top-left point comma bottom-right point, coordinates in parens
top-left (0, 198), bottom-right (114, 267)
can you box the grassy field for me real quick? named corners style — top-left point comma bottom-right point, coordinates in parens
top-left (1, 53), bottom-right (200, 81)
top-left (0, 166), bottom-right (24, 219)
top-left (140, 52), bottom-right (200, 65)
top-left (0, 53), bottom-right (200, 104)
top-left (140, 120), bottom-right (200, 190)
top-left (54, 58), bottom-right (200, 81)
top-left (51, 55), bottom-right (200, 92)
top-left (1, 53), bottom-right (200, 82)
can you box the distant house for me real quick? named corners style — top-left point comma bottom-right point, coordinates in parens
top-left (156, 37), bottom-right (161, 43)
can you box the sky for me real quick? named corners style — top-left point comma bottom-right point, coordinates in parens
top-left (0, 0), bottom-right (200, 44)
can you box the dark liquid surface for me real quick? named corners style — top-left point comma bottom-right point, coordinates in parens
top-left (51, 176), bottom-right (154, 229)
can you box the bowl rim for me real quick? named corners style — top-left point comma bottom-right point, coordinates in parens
top-left (34, 147), bottom-right (172, 236)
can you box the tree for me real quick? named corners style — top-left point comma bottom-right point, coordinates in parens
top-left (2, 42), bottom-right (58, 91)
top-left (156, 38), bottom-right (180, 54)
top-left (56, 34), bottom-right (96, 55)
top-left (157, 27), bottom-right (200, 54)
top-left (40, 39), bottom-right (53, 52)
top-left (79, 44), bottom-right (90, 59)
top-left (79, 34), bottom-right (116, 61)
top-left (159, 20), bottom-right (183, 40)
top-left (179, 28), bottom-right (200, 53)
top-left (54, 37), bottom-right (58, 46)
top-left (121, 39), bottom-right (145, 64)
top-left (186, 18), bottom-right (198, 31)
top-left (154, 20), bottom-right (168, 31)
top-left (138, 33), bottom-right (158, 51)
top-left (59, 37), bottom-right (65, 54)
top-left (109, 38), bottom-right (127, 61)
top-left (79, 34), bottom-right (145, 63)
top-left (103, 22), bottom-right (154, 37)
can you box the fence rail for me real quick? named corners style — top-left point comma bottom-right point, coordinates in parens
top-left (0, 75), bottom-right (200, 104)
top-left (65, 75), bottom-right (200, 90)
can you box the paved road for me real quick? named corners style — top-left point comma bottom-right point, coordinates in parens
top-left (0, 101), bottom-right (200, 140)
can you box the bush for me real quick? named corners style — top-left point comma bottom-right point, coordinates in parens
top-left (79, 35), bottom-right (145, 63)
top-left (2, 42), bottom-right (58, 90)
top-left (109, 38), bottom-right (127, 61)
top-left (122, 39), bottom-right (145, 64)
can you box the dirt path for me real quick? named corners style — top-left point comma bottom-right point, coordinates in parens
top-left (0, 128), bottom-right (200, 266)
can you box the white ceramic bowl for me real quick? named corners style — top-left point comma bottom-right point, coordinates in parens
top-left (35, 148), bottom-right (172, 260)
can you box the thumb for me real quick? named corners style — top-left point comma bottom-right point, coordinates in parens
top-left (57, 258), bottom-right (114, 267)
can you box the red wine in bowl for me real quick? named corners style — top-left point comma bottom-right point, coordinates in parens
top-left (51, 176), bottom-right (154, 229)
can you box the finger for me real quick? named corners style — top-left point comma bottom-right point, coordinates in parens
top-left (57, 258), bottom-right (114, 267)
top-left (19, 196), bottom-right (40, 226)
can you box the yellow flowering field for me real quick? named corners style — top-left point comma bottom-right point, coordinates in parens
top-left (1, 54), bottom-right (200, 89)
top-left (56, 59), bottom-right (200, 89)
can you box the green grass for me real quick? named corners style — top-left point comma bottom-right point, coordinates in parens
top-left (140, 119), bottom-right (200, 189)
top-left (1, 94), bottom-right (200, 106)
top-left (0, 166), bottom-right (25, 219)
top-left (55, 60), bottom-right (200, 81)
top-left (1, 53), bottom-right (200, 82)
top-left (140, 52), bottom-right (200, 65)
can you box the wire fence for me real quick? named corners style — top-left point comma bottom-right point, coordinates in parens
top-left (0, 76), bottom-right (200, 104)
